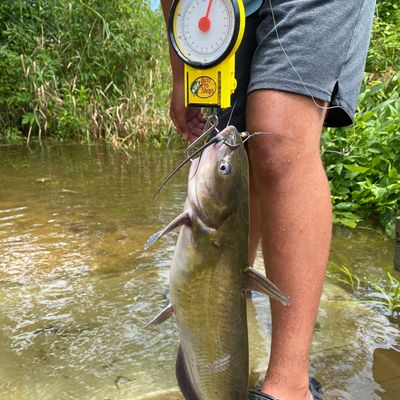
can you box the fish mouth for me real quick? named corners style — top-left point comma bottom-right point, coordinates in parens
top-left (154, 126), bottom-right (243, 197)
top-left (218, 125), bottom-right (242, 149)
top-left (199, 127), bottom-right (241, 165)
top-left (189, 129), bottom-right (244, 228)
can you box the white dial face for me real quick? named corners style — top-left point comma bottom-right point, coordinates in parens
top-left (173, 0), bottom-right (236, 65)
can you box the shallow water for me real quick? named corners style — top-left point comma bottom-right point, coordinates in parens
top-left (0, 144), bottom-right (399, 400)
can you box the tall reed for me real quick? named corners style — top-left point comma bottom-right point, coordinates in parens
top-left (0, 0), bottom-right (174, 146)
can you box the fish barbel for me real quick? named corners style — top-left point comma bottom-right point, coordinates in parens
top-left (146, 126), bottom-right (289, 399)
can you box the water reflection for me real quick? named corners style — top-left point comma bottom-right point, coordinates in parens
top-left (0, 144), bottom-right (399, 400)
top-left (373, 348), bottom-right (400, 399)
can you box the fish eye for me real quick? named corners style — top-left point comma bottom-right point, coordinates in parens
top-left (218, 161), bottom-right (231, 175)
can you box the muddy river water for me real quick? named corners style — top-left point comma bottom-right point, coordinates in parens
top-left (0, 144), bottom-right (399, 400)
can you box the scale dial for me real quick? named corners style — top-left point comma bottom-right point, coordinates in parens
top-left (169, 0), bottom-right (241, 68)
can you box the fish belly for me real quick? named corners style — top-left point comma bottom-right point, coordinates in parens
top-left (170, 227), bottom-right (249, 399)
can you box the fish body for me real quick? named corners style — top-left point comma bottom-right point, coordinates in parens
top-left (147, 126), bottom-right (288, 399)
top-left (170, 127), bottom-right (249, 399)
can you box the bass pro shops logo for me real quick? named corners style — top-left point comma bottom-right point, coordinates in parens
top-left (190, 76), bottom-right (216, 98)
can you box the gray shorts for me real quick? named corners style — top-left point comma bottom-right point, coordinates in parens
top-left (218, 0), bottom-right (376, 130)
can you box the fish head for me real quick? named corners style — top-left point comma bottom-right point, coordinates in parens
top-left (188, 126), bottom-right (248, 229)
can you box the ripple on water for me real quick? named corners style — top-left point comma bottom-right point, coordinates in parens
top-left (0, 145), bottom-right (399, 400)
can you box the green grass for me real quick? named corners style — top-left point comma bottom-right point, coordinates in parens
top-left (0, 0), bottom-right (174, 147)
top-left (328, 263), bottom-right (400, 321)
top-left (0, 0), bottom-right (399, 232)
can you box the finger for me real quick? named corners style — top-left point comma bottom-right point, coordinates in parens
top-left (187, 108), bottom-right (206, 123)
top-left (191, 112), bottom-right (206, 124)
top-left (187, 132), bottom-right (201, 143)
top-left (191, 127), bottom-right (205, 137)
top-left (196, 112), bottom-right (208, 124)
top-left (193, 113), bottom-right (207, 124)
top-left (187, 123), bottom-right (205, 136)
top-left (187, 122), bottom-right (205, 138)
top-left (170, 110), bottom-right (189, 141)
top-left (183, 110), bottom-right (204, 141)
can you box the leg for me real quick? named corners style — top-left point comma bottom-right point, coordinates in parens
top-left (246, 90), bottom-right (332, 400)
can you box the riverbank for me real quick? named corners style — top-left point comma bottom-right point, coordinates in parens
top-left (0, 0), bottom-right (173, 147)
top-left (1, 1), bottom-right (399, 232)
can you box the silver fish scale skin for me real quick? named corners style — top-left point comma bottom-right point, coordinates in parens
top-left (169, 126), bottom-right (249, 399)
top-left (170, 216), bottom-right (249, 399)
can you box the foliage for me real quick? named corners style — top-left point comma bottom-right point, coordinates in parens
top-left (322, 0), bottom-right (400, 234)
top-left (375, 0), bottom-right (399, 26)
top-left (0, 0), bottom-right (173, 147)
top-left (367, 0), bottom-right (399, 74)
top-left (322, 76), bottom-right (400, 234)
top-left (0, 0), bottom-right (399, 231)
top-left (328, 263), bottom-right (400, 320)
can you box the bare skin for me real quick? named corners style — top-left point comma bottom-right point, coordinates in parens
top-left (246, 90), bottom-right (332, 400)
top-left (160, 1), bottom-right (206, 141)
top-left (160, 2), bottom-right (332, 399)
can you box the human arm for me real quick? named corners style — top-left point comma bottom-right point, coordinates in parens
top-left (160, 0), bottom-right (206, 141)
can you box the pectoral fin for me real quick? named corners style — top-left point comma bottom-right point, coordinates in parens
top-left (245, 268), bottom-right (290, 306)
top-left (144, 304), bottom-right (174, 327)
top-left (144, 211), bottom-right (190, 249)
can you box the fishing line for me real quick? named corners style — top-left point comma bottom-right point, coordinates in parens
top-left (226, 99), bottom-right (238, 128)
top-left (154, 135), bottom-right (222, 197)
top-left (158, 0), bottom-right (347, 196)
top-left (187, 130), bottom-right (241, 187)
top-left (268, 0), bottom-right (343, 113)
top-left (156, 130), bottom-right (243, 196)
top-left (186, 103), bottom-right (236, 183)
top-left (188, 153), bottom-right (203, 183)
top-left (242, 131), bottom-right (319, 151)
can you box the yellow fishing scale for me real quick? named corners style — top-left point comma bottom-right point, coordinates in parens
top-left (169, 0), bottom-right (245, 109)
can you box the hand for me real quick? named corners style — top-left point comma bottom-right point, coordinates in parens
top-left (170, 79), bottom-right (207, 142)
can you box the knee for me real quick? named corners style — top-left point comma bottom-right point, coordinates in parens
top-left (248, 134), bottom-right (322, 186)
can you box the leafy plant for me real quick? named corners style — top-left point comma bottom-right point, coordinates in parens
top-left (0, 0), bottom-right (399, 232)
top-left (321, 0), bottom-right (400, 234)
top-left (322, 74), bottom-right (400, 235)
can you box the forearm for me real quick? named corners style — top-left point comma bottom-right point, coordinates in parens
top-left (160, 0), bottom-right (184, 82)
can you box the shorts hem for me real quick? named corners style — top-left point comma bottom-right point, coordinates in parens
top-left (247, 79), bottom-right (332, 102)
top-left (326, 96), bottom-right (354, 127)
top-left (247, 79), bottom-right (355, 127)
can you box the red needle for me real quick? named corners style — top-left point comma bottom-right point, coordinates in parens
top-left (198, 0), bottom-right (213, 32)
